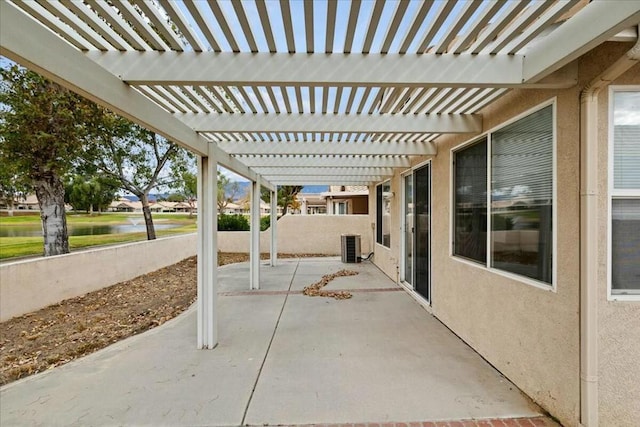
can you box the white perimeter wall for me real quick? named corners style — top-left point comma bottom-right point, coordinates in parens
top-left (1, 215), bottom-right (371, 322)
top-left (218, 214), bottom-right (372, 255)
top-left (0, 234), bottom-right (197, 322)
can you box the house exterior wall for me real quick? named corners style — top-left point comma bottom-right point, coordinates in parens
top-left (351, 196), bottom-right (369, 214)
top-left (369, 43), bottom-right (639, 427)
top-left (595, 60), bottom-right (640, 426)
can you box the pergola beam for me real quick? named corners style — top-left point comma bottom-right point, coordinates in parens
top-left (251, 167), bottom-right (395, 177)
top-left (265, 174), bottom-right (387, 182)
top-left (270, 177), bottom-right (381, 185)
top-left (234, 156), bottom-right (411, 168)
top-left (523, 1), bottom-right (640, 82)
top-left (87, 50), bottom-right (573, 89)
top-left (180, 113), bottom-right (480, 134)
top-left (216, 140), bottom-right (436, 156)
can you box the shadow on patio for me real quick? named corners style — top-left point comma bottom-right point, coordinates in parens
top-left (0, 258), bottom-right (557, 426)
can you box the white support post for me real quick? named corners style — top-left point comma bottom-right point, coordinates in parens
top-left (250, 176), bottom-right (261, 289)
top-left (270, 187), bottom-right (278, 267)
top-left (196, 151), bottom-right (218, 349)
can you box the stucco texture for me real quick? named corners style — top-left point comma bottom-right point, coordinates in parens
top-left (368, 42), bottom-right (639, 427)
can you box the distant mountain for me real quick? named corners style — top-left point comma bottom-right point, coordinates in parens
top-left (120, 193), bottom-right (169, 202)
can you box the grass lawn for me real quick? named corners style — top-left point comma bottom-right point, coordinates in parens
top-left (0, 213), bottom-right (196, 260)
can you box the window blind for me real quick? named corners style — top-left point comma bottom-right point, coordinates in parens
top-left (491, 106), bottom-right (553, 204)
top-left (613, 125), bottom-right (640, 189)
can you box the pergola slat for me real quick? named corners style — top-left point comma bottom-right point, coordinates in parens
top-left (37, 0), bottom-right (111, 51)
top-left (503, 0), bottom-right (580, 55)
top-left (182, 1), bottom-right (222, 52)
top-left (468, 1), bottom-right (528, 54)
top-left (434, 0), bottom-right (483, 54)
top-left (279, 0), bottom-right (296, 53)
top-left (231, 0), bottom-right (258, 53)
top-left (157, 0), bottom-right (206, 52)
top-left (448, 1), bottom-right (505, 54)
top-left (362, 0), bottom-right (385, 54)
top-left (15, 1), bottom-right (93, 51)
top-left (380, 0), bottom-right (409, 54)
top-left (325, 0), bottom-right (337, 53)
top-left (62, 0), bottom-right (132, 51)
top-left (304, 0), bottom-right (314, 53)
top-left (416, 0), bottom-right (457, 53)
top-left (116, 0), bottom-right (170, 51)
top-left (343, 0), bottom-right (361, 54)
top-left (236, 86), bottom-right (259, 114)
top-left (398, 0), bottom-right (433, 54)
top-left (132, 0), bottom-right (184, 51)
top-left (207, 1), bottom-right (240, 52)
top-left (255, 0), bottom-right (276, 53)
top-left (487, 0), bottom-right (556, 55)
top-left (192, 86), bottom-right (223, 113)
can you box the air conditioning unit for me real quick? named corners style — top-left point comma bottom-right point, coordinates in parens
top-left (341, 234), bottom-right (361, 263)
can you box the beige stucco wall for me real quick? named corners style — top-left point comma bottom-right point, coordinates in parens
top-left (595, 58), bottom-right (640, 427)
top-left (0, 233), bottom-right (197, 322)
top-left (217, 214), bottom-right (372, 255)
top-left (368, 42), bottom-right (639, 427)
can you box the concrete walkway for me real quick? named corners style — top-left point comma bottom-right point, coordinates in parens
top-left (1, 258), bottom-right (554, 427)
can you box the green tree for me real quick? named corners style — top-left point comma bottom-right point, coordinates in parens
top-left (261, 185), bottom-right (303, 216)
top-left (64, 174), bottom-right (119, 214)
top-left (217, 170), bottom-right (240, 211)
top-left (0, 65), bottom-right (95, 256)
top-left (84, 112), bottom-right (190, 240)
top-left (171, 170), bottom-right (197, 216)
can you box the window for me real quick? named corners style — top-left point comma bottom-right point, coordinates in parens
top-left (610, 89), bottom-right (640, 297)
top-left (333, 201), bottom-right (347, 215)
top-left (453, 138), bottom-right (487, 263)
top-left (376, 180), bottom-right (391, 248)
top-left (491, 106), bottom-right (554, 283)
top-left (452, 104), bottom-right (554, 286)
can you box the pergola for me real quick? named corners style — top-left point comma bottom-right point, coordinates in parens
top-left (2, 0), bottom-right (639, 348)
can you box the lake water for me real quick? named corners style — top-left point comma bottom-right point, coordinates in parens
top-left (0, 223), bottom-right (180, 238)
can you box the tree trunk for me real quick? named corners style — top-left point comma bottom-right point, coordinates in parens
top-left (34, 172), bottom-right (69, 256)
top-left (140, 193), bottom-right (156, 240)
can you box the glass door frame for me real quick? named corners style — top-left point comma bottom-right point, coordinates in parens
top-left (400, 170), bottom-right (414, 287)
top-left (400, 160), bottom-right (432, 304)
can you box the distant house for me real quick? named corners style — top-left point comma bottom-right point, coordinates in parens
top-left (14, 194), bottom-right (40, 211)
top-left (321, 186), bottom-right (369, 215)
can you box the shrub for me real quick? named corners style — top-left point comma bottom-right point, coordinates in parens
top-left (218, 214), bottom-right (249, 231)
top-left (260, 215), bottom-right (271, 231)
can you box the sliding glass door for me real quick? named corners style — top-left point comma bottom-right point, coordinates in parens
top-left (402, 163), bottom-right (431, 302)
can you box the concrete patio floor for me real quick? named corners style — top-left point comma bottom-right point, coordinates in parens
top-left (0, 258), bottom-right (556, 426)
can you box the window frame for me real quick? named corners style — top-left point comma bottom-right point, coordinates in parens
top-left (376, 179), bottom-right (392, 249)
top-left (450, 99), bottom-right (557, 291)
top-left (608, 86), bottom-right (640, 301)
